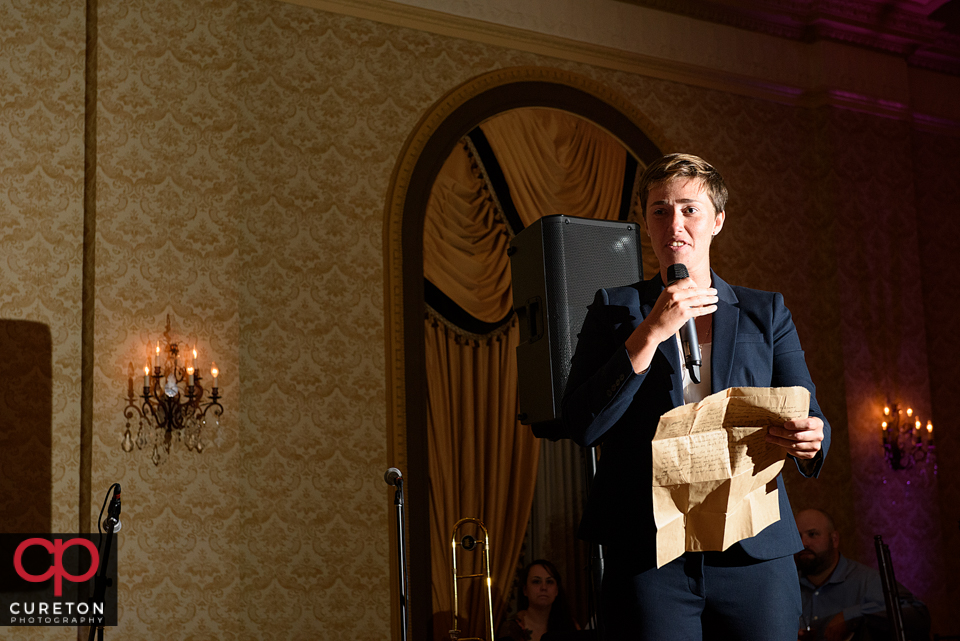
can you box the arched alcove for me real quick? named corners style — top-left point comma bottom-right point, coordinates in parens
top-left (383, 66), bottom-right (668, 640)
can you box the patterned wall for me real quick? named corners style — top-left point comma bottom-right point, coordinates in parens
top-left (91, 0), bottom-right (244, 637)
top-left (914, 130), bottom-right (960, 625)
top-left (0, 3), bottom-right (85, 640)
top-left (1, 0), bottom-right (957, 637)
top-left (817, 107), bottom-right (944, 608)
top-left (0, 0), bottom-right (85, 525)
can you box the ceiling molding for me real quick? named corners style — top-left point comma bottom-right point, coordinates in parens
top-left (284, 0), bottom-right (960, 134)
top-left (618, 0), bottom-right (960, 75)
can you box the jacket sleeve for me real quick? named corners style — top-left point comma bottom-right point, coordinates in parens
top-left (560, 288), bottom-right (648, 448)
top-left (770, 291), bottom-right (831, 477)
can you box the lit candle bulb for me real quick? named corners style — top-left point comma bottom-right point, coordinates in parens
top-left (881, 421), bottom-right (888, 430)
top-left (915, 419), bottom-right (921, 430)
top-left (906, 408), bottom-right (913, 417)
top-left (143, 363), bottom-right (150, 388)
top-left (187, 365), bottom-right (195, 386)
top-left (211, 362), bottom-right (219, 390)
top-left (192, 347), bottom-right (197, 370)
top-left (926, 420), bottom-right (933, 434)
top-left (155, 341), bottom-right (161, 368)
top-left (883, 406), bottom-right (890, 416)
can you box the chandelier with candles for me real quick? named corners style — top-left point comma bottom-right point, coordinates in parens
top-left (122, 322), bottom-right (223, 465)
top-left (881, 402), bottom-right (935, 471)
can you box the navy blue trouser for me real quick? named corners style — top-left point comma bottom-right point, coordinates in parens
top-left (600, 546), bottom-right (801, 641)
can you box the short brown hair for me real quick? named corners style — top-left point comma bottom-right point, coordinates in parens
top-left (638, 153), bottom-right (728, 216)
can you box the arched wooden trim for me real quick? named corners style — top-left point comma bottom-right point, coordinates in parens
top-left (382, 65), bottom-right (668, 640)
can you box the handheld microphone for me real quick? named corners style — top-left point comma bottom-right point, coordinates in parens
top-left (383, 468), bottom-right (402, 487)
top-left (104, 484), bottom-right (122, 533)
top-left (666, 263), bottom-right (702, 384)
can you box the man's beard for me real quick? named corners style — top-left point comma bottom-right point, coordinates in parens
top-left (795, 547), bottom-right (833, 576)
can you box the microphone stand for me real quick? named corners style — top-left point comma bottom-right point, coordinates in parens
top-left (88, 521), bottom-right (116, 641)
top-left (392, 478), bottom-right (409, 641)
top-left (89, 488), bottom-right (120, 641)
top-left (583, 446), bottom-right (605, 639)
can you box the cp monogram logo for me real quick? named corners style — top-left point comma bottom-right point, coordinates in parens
top-left (14, 538), bottom-right (100, 597)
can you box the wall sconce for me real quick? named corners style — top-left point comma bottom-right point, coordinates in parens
top-left (881, 401), bottom-right (934, 471)
top-left (122, 321), bottom-right (223, 465)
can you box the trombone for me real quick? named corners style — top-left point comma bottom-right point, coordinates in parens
top-left (449, 518), bottom-right (495, 641)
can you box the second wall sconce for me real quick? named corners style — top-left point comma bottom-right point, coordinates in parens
top-left (881, 401), bottom-right (934, 472)
top-left (122, 317), bottom-right (224, 465)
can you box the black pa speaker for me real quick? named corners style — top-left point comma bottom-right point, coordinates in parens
top-left (509, 215), bottom-right (643, 439)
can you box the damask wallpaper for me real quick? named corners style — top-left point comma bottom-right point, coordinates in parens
top-left (0, 3), bottom-right (85, 640)
top-left (0, 0), bottom-right (958, 638)
top-left (914, 129), bottom-right (960, 623)
top-left (0, 0), bottom-right (86, 523)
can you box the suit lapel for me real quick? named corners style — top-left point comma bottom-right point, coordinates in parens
top-left (710, 272), bottom-right (740, 394)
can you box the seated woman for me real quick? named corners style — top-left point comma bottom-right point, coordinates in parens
top-left (497, 559), bottom-right (579, 641)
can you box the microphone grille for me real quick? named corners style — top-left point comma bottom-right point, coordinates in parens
top-left (384, 467), bottom-right (402, 486)
top-left (666, 263), bottom-right (689, 283)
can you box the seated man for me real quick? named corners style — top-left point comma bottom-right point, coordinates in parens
top-left (794, 508), bottom-right (930, 641)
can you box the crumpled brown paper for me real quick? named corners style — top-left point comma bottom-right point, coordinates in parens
top-left (652, 386), bottom-right (810, 567)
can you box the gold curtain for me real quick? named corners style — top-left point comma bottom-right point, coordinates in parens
top-left (423, 141), bottom-right (513, 323)
top-left (425, 316), bottom-right (537, 637)
top-left (424, 108), bottom-right (631, 640)
top-left (479, 108), bottom-right (626, 226)
top-left (424, 140), bottom-right (535, 638)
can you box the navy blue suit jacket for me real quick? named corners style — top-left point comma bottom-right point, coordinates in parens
top-left (561, 271), bottom-right (830, 569)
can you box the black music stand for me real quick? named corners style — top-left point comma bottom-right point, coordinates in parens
top-left (874, 534), bottom-right (906, 641)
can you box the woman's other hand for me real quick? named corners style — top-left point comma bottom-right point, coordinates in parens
top-left (766, 416), bottom-right (824, 459)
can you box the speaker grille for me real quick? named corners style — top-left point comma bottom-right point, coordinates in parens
top-left (511, 215), bottom-right (643, 432)
top-left (543, 217), bottom-right (643, 404)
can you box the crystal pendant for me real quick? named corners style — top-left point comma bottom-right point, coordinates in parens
top-left (136, 422), bottom-right (149, 450)
top-left (183, 415), bottom-right (198, 450)
top-left (152, 438), bottom-right (170, 465)
top-left (196, 437), bottom-right (204, 453)
top-left (164, 372), bottom-right (178, 397)
top-left (121, 429), bottom-right (134, 453)
top-left (201, 415), bottom-right (220, 445)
